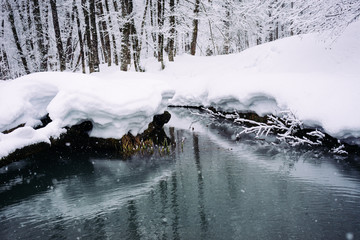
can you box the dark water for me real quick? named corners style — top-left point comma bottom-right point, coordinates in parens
top-left (1, 112), bottom-right (360, 240)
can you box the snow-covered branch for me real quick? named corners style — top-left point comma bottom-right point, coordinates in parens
top-left (192, 107), bottom-right (353, 155)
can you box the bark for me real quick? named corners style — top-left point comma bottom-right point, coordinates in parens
top-left (6, 0), bottom-right (30, 74)
top-left (50, 0), bottom-right (66, 71)
top-left (26, 0), bottom-right (35, 65)
top-left (223, 1), bottom-right (231, 54)
top-left (96, 0), bottom-right (111, 66)
top-left (65, 1), bottom-right (76, 65)
top-left (104, 0), bottom-right (118, 66)
top-left (0, 48), bottom-right (10, 79)
top-left (120, 0), bottom-right (131, 71)
top-left (190, 0), bottom-right (200, 55)
top-left (150, 0), bottom-right (157, 58)
top-left (157, 0), bottom-right (165, 69)
top-left (43, 2), bottom-right (50, 70)
top-left (32, 0), bottom-right (47, 71)
top-left (74, 2), bottom-right (85, 73)
top-left (0, 10), bottom-right (9, 79)
top-left (89, 0), bottom-right (99, 72)
top-left (168, 0), bottom-right (176, 61)
top-left (128, 3), bottom-right (141, 72)
top-left (82, 0), bottom-right (93, 73)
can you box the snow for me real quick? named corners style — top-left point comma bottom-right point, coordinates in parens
top-left (1, 21), bottom-right (360, 160)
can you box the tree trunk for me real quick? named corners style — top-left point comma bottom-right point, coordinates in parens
top-left (0, 18), bottom-right (10, 79)
top-left (168, 0), bottom-right (175, 62)
top-left (89, 0), bottom-right (99, 72)
top-left (190, 0), bottom-right (200, 55)
top-left (65, 1), bottom-right (76, 65)
top-left (0, 48), bottom-right (10, 79)
top-left (120, 0), bottom-right (131, 71)
top-left (26, 0), bottom-right (35, 66)
top-left (50, 0), bottom-right (66, 71)
top-left (150, 0), bottom-right (157, 58)
top-left (82, 0), bottom-right (93, 73)
top-left (157, 0), bottom-right (165, 69)
top-left (104, 0), bottom-right (118, 66)
top-left (6, 0), bottom-right (30, 74)
top-left (32, 0), bottom-right (47, 71)
top-left (43, 2), bottom-right (50, 70)
top-left (223, 1), bottom-right (231, 54)
top-left (74, 2), bottom-right (85, 73)
top-left (96, 0), bottom-right (111, 66)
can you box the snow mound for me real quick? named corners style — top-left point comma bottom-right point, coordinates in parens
top-left (0, 72), bottom-right (174, 159)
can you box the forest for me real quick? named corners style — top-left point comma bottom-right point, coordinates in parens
top-left (0, 0), bottom-right (359, 80)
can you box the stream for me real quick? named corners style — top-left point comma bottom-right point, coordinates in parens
top-left (0, 109), bottom-right (360, 240)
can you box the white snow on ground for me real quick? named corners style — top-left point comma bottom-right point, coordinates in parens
top-left (1, 21), bottom-right (360, 160)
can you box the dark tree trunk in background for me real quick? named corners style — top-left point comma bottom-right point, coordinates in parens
top-left (43, 3), bottom-right (50, 70)
top-left (32, 0), bottom-right (47, 71)
top-left (112, 0), bottom-right (122, 66)
top-left (149, 0), bottom-right (157, 58)
top-left (223, 1), bottom-right (231, 54)
top-left (89, 0), bottom-right (99, 72)
top-left (168, 0), bottom-right (176, 62)
top-left (26, 0), bottom-right (35, 66)
top-left (104, 0), bottom-right (118, 66)
top-left (96, 0), bottom-right (111, 66)
top-left (65, 1), bottom-right (76, 66)
top-left (50, 0), bottom-right (66, 71)
top-left (120, 0), bottom-right (131, 71)
top-left (190, 0), bottom-right (200, 55)
top-left (0, 18), bottom-right (10, 79)
top-left (0, 48), bottom-right (10, 79)
top-left (82, 0), bottom-right (94, 73)
top-left (6, 0), bottom-right (30, 74)
top-left (74, 2), bottom-right (85, 73)
top-left (129, 4), bottom-right (141, 72)
top-left (157, 0), bottom-right (165, 69)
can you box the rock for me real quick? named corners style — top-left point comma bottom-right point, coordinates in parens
top-left (140, 111), bottom-right (172, 145)
top-left (34, 114), bottom-right (52, 130)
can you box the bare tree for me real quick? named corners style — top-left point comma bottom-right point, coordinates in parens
top-left (89, 0), bottom-right (99, 72)
top-left (104, 0), bottom-right (118, 66)
top-left (96, 0), bottom-right (111, 66)
top-left (6, 0), bottom-right (30, 74)
top-left (50, 0), bottom-right (66, 71)
top-left (190, 0), bottom-right (200, 55)
top-left (74, 1), bottom-right (85, 73)
top-left (168, 0), bottom-right (176, 61)
top-left (32, 0), bottom-right (47, 71)
top-left (120, 0), bottom-right (131, 71)
top-left (157, 0), bottom-right (165, 69)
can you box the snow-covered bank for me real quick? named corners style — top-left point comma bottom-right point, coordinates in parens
top-left (162, 21), bottom-right (360, 137)
top-left (0, 73), bottom-right (174, 159)
top-left (1, 21), bottom-right (360, 160)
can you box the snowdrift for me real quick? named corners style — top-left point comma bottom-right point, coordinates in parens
top-left (1, 21), bottom-right (360, 160)
top-left (163, 21), bottom-right (360, 137)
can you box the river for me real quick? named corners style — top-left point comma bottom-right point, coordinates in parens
top-left (0, 109), bottom-right (360, 239)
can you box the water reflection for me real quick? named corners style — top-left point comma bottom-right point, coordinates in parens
top-left (127, 200), bottom-right (141, 240)
top-left (170, 171), bottom-right (180, 240)
top-left (0, 117), bottom-right (360, 239)
top-left (192, 133), bottom-right (208, 238)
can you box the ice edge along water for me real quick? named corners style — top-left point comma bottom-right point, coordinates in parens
top-left (0, 21), bottom-right (360, 160)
